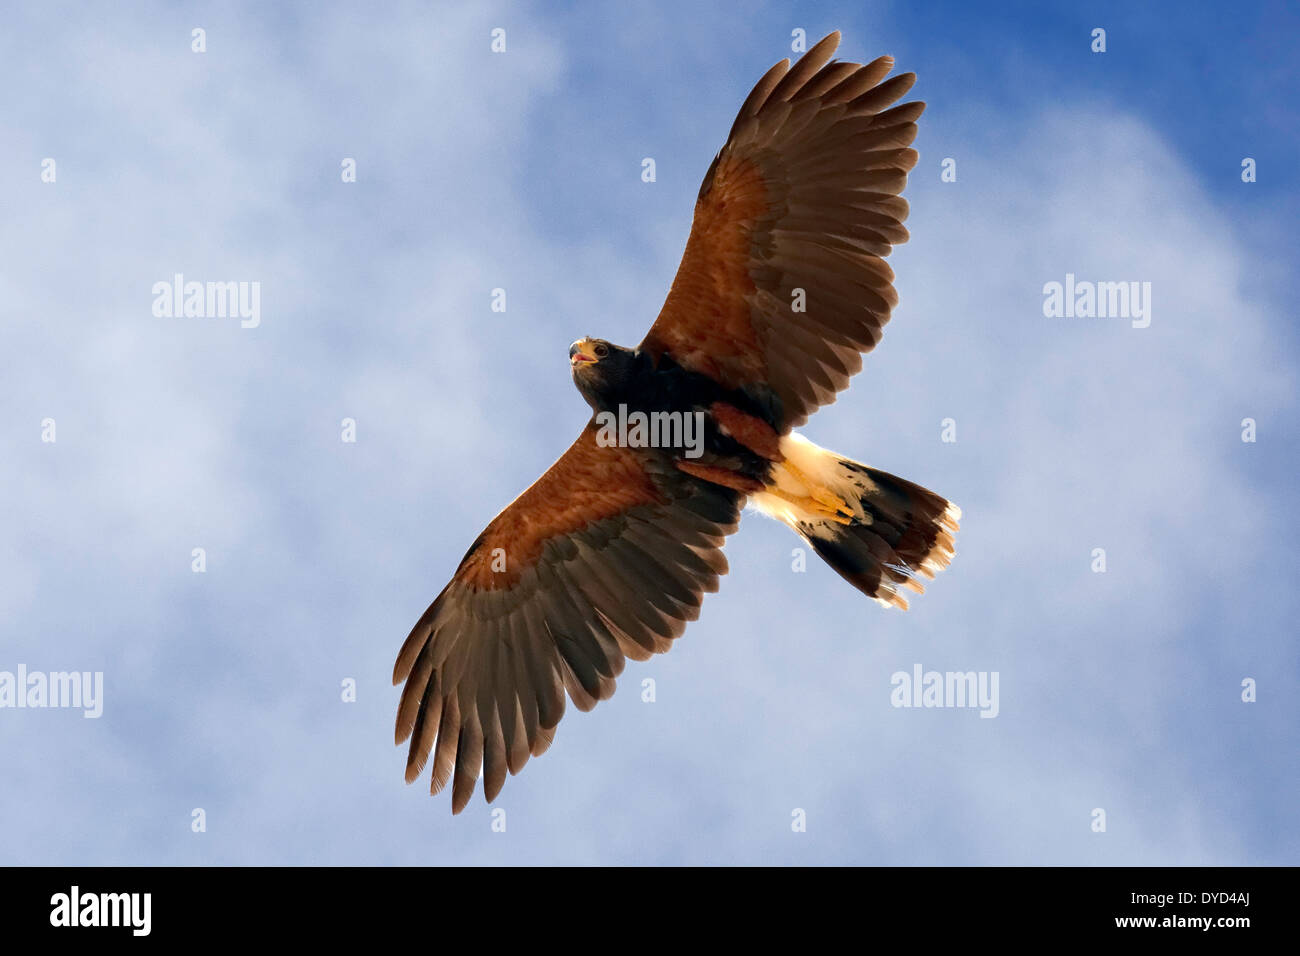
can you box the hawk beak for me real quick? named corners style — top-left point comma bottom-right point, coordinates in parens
top-left (569, 341), bottom-right (598, 367)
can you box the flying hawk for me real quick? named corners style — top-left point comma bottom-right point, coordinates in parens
top-left (394, 31), bottom-right (959, 813)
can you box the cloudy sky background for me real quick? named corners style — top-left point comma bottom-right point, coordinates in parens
top-left (1, 0), bottom-right (1296, 865)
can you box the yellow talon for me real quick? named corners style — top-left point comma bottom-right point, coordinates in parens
top-left (763, 485), bottom-right (854, 525)
top-left (767, 459), bottom-right (858, 524)
top-left (812, 487), bottom-right (856, 520)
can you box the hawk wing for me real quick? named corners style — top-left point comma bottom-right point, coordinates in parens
top-left (394, 425), bottom-right (740, 812)
top-left (641, 31), bottom-right (924, 431)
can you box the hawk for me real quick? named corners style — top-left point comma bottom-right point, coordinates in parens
top-left (394, 31), bottom-right (959, 813)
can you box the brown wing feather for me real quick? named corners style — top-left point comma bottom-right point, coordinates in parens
top-left (394, 424), bottom-right (741, 813)
top-left (641, 30), bottom-right (924, 431)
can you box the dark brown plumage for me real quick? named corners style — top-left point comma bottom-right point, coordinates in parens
top-left (394, 430), bottom-right (739, 810)
top-left (395, 31), bottom-right (958, 814)
top-left (642, 30), bottom-right (921, 431)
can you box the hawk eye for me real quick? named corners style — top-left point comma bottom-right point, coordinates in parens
top-left (594, 344), bottom-right (609, 358)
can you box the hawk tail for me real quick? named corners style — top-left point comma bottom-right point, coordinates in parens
top-left (751, 434), bottom-right (960, 610)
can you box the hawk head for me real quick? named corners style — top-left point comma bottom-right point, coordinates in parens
top-left (569, 337), bottom-right (638, 410)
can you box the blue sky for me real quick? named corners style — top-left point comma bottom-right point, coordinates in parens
top-left (1, 1), bottom-right (1296, 865)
